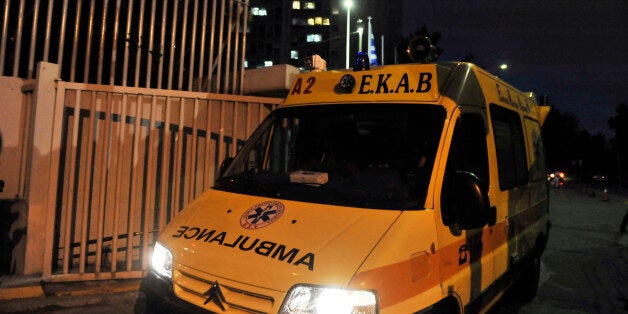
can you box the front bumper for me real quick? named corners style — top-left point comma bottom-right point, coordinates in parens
top-left (140, 272), bottom-right (207, 313)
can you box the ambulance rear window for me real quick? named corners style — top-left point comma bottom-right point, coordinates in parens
top-left (215, 104), bottom-right (446, 210)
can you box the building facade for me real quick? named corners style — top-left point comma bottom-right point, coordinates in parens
top-left (246, 0), bottom-right (403, 70)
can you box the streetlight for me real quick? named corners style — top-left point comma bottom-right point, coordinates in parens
top-left (356, 19), bottom-right (364, 52)
top-left (499, 63), bottom-right (508, 70)
top-left (344, 0), bottom-right (353, 68)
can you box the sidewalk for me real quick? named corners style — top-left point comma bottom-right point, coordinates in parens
top-left (0, 276), bottom-right (142, 313)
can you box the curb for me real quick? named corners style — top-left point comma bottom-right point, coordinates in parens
top-left (42, 279), bottom-right (142, 297)
top-left (0, 278), bottom-right (142, 301)
top-left (0, 285), bottom-right (44, 301)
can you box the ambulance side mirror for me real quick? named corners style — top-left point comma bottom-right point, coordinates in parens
top-left (442, 171), bottom-right (493, 230)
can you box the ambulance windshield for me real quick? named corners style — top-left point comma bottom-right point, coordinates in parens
top-left (214, 104), bottom-right (446, 210)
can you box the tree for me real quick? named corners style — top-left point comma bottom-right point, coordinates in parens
top-left (609, 102), bottom-right (628, 186)
top-left (542, 107), bottom-right (611, 183)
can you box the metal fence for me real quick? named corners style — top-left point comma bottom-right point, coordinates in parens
top-left (0, 0), bottom-right (249, 94)
top-left (44, 80), bottom-right (280, 281)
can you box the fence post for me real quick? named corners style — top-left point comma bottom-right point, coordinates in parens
top-left (21, 62), bottom-right (60, 276)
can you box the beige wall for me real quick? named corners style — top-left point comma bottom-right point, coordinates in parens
top-left (0, 76), bottom-right (26, 200)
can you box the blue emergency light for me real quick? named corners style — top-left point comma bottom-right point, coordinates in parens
top-left (353, 51), bottom-right (370, 71)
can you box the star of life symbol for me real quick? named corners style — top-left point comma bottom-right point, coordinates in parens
top-left (240, 201), bottom-right (284, 229)
top-left (203, 281), bottom-right (227, 311)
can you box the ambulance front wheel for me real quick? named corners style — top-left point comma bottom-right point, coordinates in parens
top-left (514, 252), bottom-right (541, 303)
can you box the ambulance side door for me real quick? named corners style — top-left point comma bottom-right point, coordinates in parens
top-left (488, 104), bottom-right (530, 279)
top-left (438, 111), bottom-right (496, 307)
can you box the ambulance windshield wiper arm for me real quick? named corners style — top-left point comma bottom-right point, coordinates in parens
top-left (215, 173), bottom-right (280, 197)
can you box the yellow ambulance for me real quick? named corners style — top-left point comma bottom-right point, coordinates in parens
top-left (142, 46), bottom-right (551, 313)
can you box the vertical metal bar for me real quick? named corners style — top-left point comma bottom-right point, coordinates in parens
top-left (78, 90), bottom-right (97, 274)
top-left (127, 94), bottom-right (143, 271)
top-left (222, 0), bottom-right (233, 93)
top-left (27, 0), bottom-right (41, 78)
top-left (133, 0), bottom-right (146, 87)
top-left (109, 0), bottom-right (121, 84)
top-left (258, 103), bottom-right (264, 126)
top-left (70, 0), bottom-right (83, 82)
top-left (97, 0), bottom-right (109, 84)
top-left (197, 0), bottom-right (208, 91)
top-left (63, 89), bottom-right (82, 274)
top-left (122, 0), bottom-right (134, 86)
top-left (18, 91), bottom-right (33, 206)
top-left (187, 0), bottom-right (199, 91)
top-left (12, 0), bottom-right (25, 77)
top-left (203, 99), bottom-right (213, 189)
top-left (167, 0), bottom-right (179, 90)
top-left (189, 98), bottom-right (199, 200)
top-left (146, 0), bottom-right (156, 88)
top-left (95, 92), bottom-right (113, 273)
top-left (56, 0), bottom-right (69, 75)
top-left (231, 1), bottom-right (242, 93)
top-left (157, 0), bottom-right (168, 89)
top-left (206, 0), bottom-right (217, 92)
top-left (111, 93), bottom-right (128, 273)
top-left (177, 0), bottom-right (189, 90)
top-left (83, 0), bottom-right (96, 82)
top-left (0, 0), bottom-right (9, 74)
top-left (215, 0), bottom-right (226, 93)
top-left (43, 0), bottom-right (54, 61)
top-left (218, 100), bottom-right (225, 162)
top-left (238, 0), bottom-right (250, 94)
top-left (231, 101), bottom-right (237, 157)
top-left (171, 97), bottom-right (185, 218)
top-left (245, 102), bottom-right (251, 141)
top-left (158, 96), bottom-right (171, 230)
top-left (142, 95), bottom-right (158, 270)
top-left (43, 81), bottom-right (69, 278)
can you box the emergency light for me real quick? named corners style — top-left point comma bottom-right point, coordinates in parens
top-left (353, 51), bottom-right (370, 71)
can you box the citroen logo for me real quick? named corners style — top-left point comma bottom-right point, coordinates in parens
top-left (202, 281), bottom-right (227, 311)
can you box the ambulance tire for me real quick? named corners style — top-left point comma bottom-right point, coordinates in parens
top-left (415, 296), bottom-right (460, 314)
top-left (514, 252), bottom-right (541, 304)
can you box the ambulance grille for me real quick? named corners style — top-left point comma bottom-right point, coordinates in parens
top-left (175, 268), bottom-right (276, 314)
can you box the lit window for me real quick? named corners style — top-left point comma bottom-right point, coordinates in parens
top-left (291, 50), bottom-right (299, 59)
top-left (252, 7), bottom-right (267, 16)
top-left (332, 8), bottom-right (339, 14)
top-left (304, 2), bottom-right (315, 9)
top-left (306, 34), bottom-right (322, 42)
top-left (264, 60), bottom-right (274, 67)
top-left (307, 18), bottom-right (315, 25)
top-left (323, 18), bottom-right (330, 25)
top-left (315, 17), bottom-right (323, 25)
top-left (292, 1), bottom-right (300, 10)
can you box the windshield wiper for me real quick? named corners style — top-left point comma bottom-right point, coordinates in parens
top-left (215, 174), bottom-right (278, 196)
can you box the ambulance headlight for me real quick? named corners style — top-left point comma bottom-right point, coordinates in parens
top-left (279, 285), bottom-right (378, 314)
top-left (151, 242), bottom-right (173, 279)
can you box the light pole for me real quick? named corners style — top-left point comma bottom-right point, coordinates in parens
top-left (345, 0), bottom-right (353, 68)
top-left (356, 19), bottom-right (364, 52)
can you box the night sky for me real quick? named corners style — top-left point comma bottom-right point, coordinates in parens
top-left (402, 0), bottom-right (628, 138)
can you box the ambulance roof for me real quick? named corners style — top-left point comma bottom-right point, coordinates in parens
top-left (282, 62), bottom-right (543, 121)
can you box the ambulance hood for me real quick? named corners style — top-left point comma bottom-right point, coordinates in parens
top-left (159, 189), bottom-right (401, 291)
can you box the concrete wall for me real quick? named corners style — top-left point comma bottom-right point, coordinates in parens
top-left (0, 76), bottom-right (26, 200)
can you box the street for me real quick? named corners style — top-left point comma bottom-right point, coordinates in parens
top-left (493, 187), bottom-right (628, 313)
top-left (1, 187), bottom-right (626, 313)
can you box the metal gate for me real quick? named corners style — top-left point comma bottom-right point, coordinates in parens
top-left (45, 81), bottom-right (280, 281)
